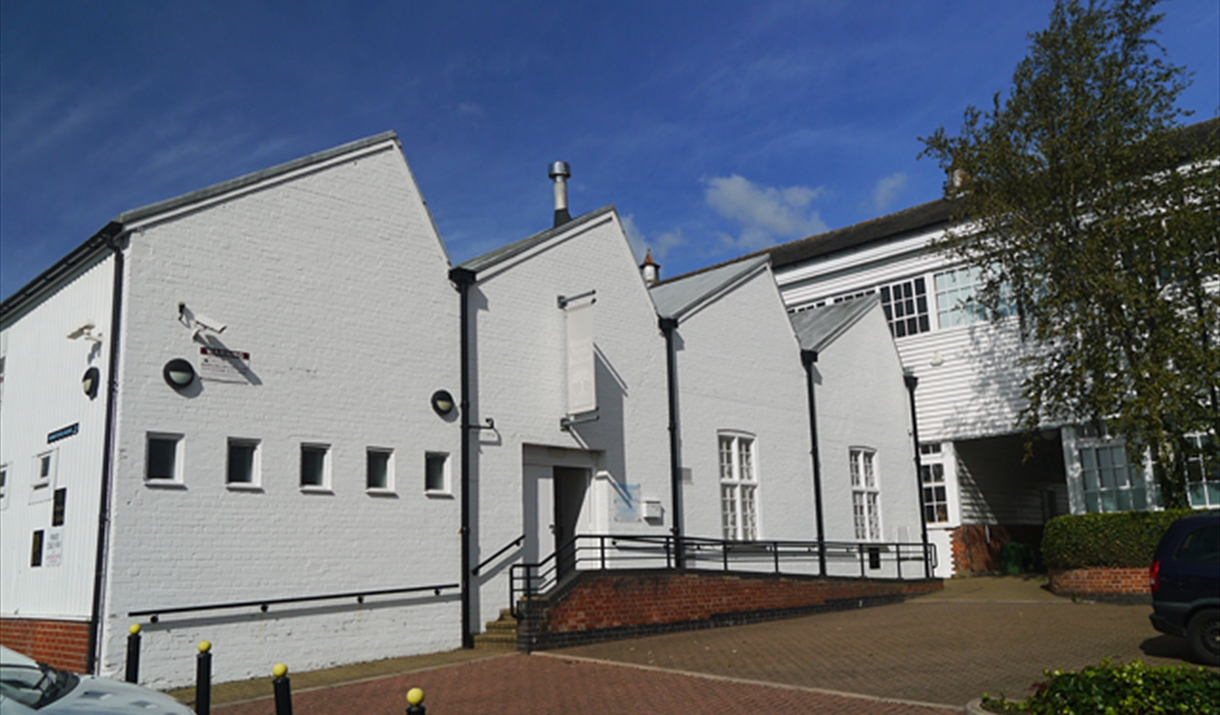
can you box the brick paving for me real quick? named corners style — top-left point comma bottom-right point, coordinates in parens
top-left (210, 577), bottom-right (1204, 715)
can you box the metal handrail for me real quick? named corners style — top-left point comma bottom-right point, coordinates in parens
top-left (128, 582), bottom-right (459, 622)
top-left (509, 534), bottom-right (936, 616)
top-left (473, 534), bottom-right (525, 575)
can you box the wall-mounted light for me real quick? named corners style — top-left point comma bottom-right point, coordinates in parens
top-left (82, 367), bottom-right (101, 399)
top-left (431, 390), bottom-right (455, 416)
top-left (163, 358), bottom-right (196, 390)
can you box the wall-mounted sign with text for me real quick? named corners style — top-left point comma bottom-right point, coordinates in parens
top-left (199, 346), bottom-right (253, 384)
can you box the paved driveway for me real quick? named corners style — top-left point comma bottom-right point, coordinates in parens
top-left (213, 577), bottom-right (1200, 714)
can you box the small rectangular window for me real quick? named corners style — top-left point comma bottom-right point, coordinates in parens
top-left (52, 488), bottom-right (67, 526)
top-left (31, 530), bottom-right (44, 567)
top-left (32, 450), bottom-right (55, 495)
top-left (367, 448), bottom-right (393, 492)
top-left (227, 439), bottom-right (261, 488)
top-left (425, 453), bottom-right (450, 495)
top-left (0, 464), bottom-right (9, 510)
top-left (300, 444), bottom-right (331, 491)
top-left (146, 434), bottom-right (183, 484)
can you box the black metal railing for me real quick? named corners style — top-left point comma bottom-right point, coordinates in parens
top-left (128, 582), bottom-right (459, 622)
top-left (473, 534), bottom-right (525, 576)
top-left (509, 534), bottom-right (936, 616)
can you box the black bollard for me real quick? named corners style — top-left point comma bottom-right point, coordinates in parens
top-left (272, 664), bottom-right (293, 715)
top-left (405, 687), bottom-right (426, 715)
top-left (195, 641), bottom-right (212, 715)
top-left (124, 624), bottom-right (141, 683)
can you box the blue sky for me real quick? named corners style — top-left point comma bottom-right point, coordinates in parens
top-left (2, 1), bottom-right (1217, 297)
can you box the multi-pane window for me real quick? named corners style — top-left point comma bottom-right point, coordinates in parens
top-left (1080, 442), bottom-right (1156, 513)
top-left (850, 448), bottom-right (881, 541)
top-left (227, 439), bottom-right (260, 487)
top-left (425, 453), bottom-right (449, 494)
top-left (719, 434), bottom-right (758, 540)
top-left (300, 444), bottom-right (331, 490)
top-left (934, 266), bottom-right (1014, 328)
top-left (879, 278), bottom-right (929, 337)
top-left (919, 443), bottom-right (948, 524)
top-left (1184, 433), bottom-right (1219, 509)
top-left (146, 434), bottom-right (183, 483)
top-left (367, 449), bottom-right (393, 492)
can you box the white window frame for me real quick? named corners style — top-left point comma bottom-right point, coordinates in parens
top-left (919, 443), bottom-right (949, 525)
top-left (1184, 433), bottom-right (1219, 509)
top-left (145, 433), bottom-right (185, 486)
top-left (1075, 426), bottom-right (1157, 513)
top-left (424, 452), bottom-right (451, 497)
top-left (367, 447), bottom-right (395, 494)
top-left (226, 438), bottom-right (262, 490)
top-left (719, 432), bottom-right (759, 541)
top-left (850, 447), bottom-right (882, 541)
top-left (879, 277), bottom-right (930, 338)
top-left (300, 443), bottom-right (332, 493)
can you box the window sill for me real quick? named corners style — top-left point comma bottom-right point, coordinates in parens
top-left (300, 486), bottom-right (333, 495)
top-left (144, 479), bottom-right (186, 489)
top-left (366, 488), bottom-right (398, 498)
top-left (424, 490), bottom-right (454, 499)
top-left (227, 483), bottom-right (264, 493)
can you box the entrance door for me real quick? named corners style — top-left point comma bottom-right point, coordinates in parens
top-left (553, 466), bottom-right (589, 578)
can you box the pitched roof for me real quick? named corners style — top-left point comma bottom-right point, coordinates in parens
top-left (767, 199), bottom-right (952, 270)
top-left (458, 205), bottom-right (617, 275)
top-left (2, 131), bottom-right (401, 322)
top-left (648, 254), bottom-right (770, 321)
top-left (788, 293), bottom-right (881, 353)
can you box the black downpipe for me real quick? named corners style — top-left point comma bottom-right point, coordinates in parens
top-left (904, 372), bottom-right (932, 579)
top-left (449, 267), bottom-right (477, 649)
top-left (801, 350), bottom-right (827, 577)
top-left (88, 225), bottom-right (126, 673)
top-left (659, 317), bottom-right (684, 568)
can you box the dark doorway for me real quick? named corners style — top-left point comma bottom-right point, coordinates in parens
top-left (553, 466), bottom-right (589, 578)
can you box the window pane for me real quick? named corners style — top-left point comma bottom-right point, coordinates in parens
top-left (425, 453), bottom-right (447, 492)
top-left (1085, 492), bottom-right (1100, 512)
top-left (301, 446), bottom-right (326, 487)
top-left (147, 438), bottom-right (177, 480)
top-left (367, 451), bottom-right (390, 490)
top-left (228, 442), bottom-right (256, 484)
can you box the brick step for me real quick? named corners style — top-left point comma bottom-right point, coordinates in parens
top-left (473, 610), bottom-right (518, 650)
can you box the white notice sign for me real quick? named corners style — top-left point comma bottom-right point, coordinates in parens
top-left (44, 528), bottom-right (63, 567)
top-left (199, 347), bottom-right (252, 384)
top-left (566, 300), bottom-right (596, 415)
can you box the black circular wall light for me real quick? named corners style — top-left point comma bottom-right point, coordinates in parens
top-left (163, 358), bottom-right (196, 390)
top-left (431, 389), bottom-right (455, 416)
top-left (82, 366), bottom-right (101, 399)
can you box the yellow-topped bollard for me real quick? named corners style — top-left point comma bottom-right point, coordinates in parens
top-left (406, 686), bottom-right (426, 714)
top-left (272, 663), bottom-right (292, 715)
top-left (129, 623), bottom-right (141, 635)
top-left (272, 663), bottom-right (288, 678)
top-left (198, 640), bottom-right (211, 653)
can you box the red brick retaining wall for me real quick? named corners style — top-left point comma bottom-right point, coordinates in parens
top-left (1048, 567), bottom-right (1150, 597)
top-left (519, 570), bottom-right (941, 650)
top-left (0, 618), bottom-right (91, 672)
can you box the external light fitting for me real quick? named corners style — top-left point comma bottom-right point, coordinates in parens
top-left (82, 367), bottom-right (101, 399)
top-left (163, 358), bottom-right (196, 390)
top-left (431, 389), bottom-right (455, 416)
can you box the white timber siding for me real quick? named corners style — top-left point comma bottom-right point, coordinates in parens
top-left (812, 303), bottom-right (924, 564)
top-left (667, 267), bottom-right (815, 545)
top-left (99, 139), bottom-right (462, 687)
top-left (0, 253), bottom-right (116, 621)
top-left (466, 211), bottom-right (672, 629)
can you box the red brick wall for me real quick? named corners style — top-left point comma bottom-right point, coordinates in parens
top-left (0, 618), bottom-right (91, 673)
top-left (950, 524), bottom-right (1045, 573)
top-left (1048, 567), bottom-right (1150, 596)
top-left (524, 571), bottom-right (940, 646)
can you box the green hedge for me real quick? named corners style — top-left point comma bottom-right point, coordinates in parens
top-left (981, 659), bottom-right (1219, 714)
top-left (1041, 509), bottom-right (1195, 569)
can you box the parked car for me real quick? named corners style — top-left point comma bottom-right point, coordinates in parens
top-left (0, 646), bottom-right (192, 714)
top-left (1148, 510), bottom-right (1220, 666)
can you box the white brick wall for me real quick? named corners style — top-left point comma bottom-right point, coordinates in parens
top-left (100, 139), bottom-right (463, 686)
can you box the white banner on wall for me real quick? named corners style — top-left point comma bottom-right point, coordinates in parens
top-left (566, 299), bottom-right (596, 415)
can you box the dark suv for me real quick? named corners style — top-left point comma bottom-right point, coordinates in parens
top-left (1149, 510), bottom-right (1219, 665)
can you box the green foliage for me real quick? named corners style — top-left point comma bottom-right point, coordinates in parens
top-left (920, 0), bottom-right (1220, 507)
top-left (981, 659), bottom-right (1220, 714)
top-left (1041, 509), bottom-right (1195, 569)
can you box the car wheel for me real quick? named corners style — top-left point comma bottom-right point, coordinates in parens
top-left (1186, 608), bottom-right (1220, 667)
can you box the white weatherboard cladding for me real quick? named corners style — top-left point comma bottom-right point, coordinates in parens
top-left (0, 254), bottom-right (115, 620)
top-left (468, 212), bottom-right (671, 628)
top-left (668, 267), bottom-right (815, 544)
top-left (813, 305), bottom-right (921, 548)
top-left (100, 142), bottom-right (462, 687)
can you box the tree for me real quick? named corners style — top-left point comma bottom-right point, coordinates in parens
top-left (920, 0), bottom-right (1220, 508)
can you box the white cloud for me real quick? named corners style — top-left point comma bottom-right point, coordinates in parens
top-left (620, 214), bottom-right (686, 264)
top-left (871, 172), bottom-right (908, 212)
top-left (703, 174), bottom-right (827, 250)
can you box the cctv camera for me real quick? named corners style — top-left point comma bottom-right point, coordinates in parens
top-left (193, 314), bottom-right (227, 334)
